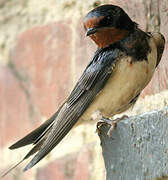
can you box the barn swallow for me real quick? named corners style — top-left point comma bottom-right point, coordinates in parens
top-left (1, 4), bottom-right (165, 177)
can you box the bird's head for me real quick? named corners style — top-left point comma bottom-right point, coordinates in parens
top-left (84, 5), bottom-right (136, 48)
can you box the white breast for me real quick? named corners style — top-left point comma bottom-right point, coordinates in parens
top-left (79, 37), bottom-right (157, 122)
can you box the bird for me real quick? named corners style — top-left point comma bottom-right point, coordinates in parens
top-left (1, 4), bottom-right (165, 177)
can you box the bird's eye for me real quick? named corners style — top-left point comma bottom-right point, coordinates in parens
top-left (99, 15), bottom-right (112, 26)
top-left (107, 15), bottom-right (111, 20)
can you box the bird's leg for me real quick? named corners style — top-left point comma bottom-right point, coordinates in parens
top-left (96, 115), bottom-right (128, 137)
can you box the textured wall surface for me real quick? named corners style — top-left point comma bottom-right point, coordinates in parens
top-left (0, 0), bottom-right (167, 179)
top-left (99, 107), bottom-right (168, 180)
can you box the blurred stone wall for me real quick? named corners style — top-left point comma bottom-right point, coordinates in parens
top-left (0, 0), bottom-right (167, 180)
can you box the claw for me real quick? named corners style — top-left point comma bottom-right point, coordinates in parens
top-left (107, 115), bottom-right (128, 137)
top-left (96, 120), bottom-right (106, 135)
top-left (96, 115), bottom-right (128, 137)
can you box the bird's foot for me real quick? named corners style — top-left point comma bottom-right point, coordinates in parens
top-left (96, 115), bottom-right (128, 137)
top-left (96, 118), bottom-right (110, 135)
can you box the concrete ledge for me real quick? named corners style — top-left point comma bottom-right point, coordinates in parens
top-left (99, 107), bottom-right (168, 180)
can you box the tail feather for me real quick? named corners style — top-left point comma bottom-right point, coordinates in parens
top-left (33, 121), bottom-right (53, 145)
top-left (1, 122), bottom-right (52, 178)
top-left (24, 135), bottom-right (48, 160)
top-left (1, 136), bottom-right (48, 178)
top-left (23, 103), bottom-right (80, 171)
top-left (1, 159), bottom-right (25, 178)
top-left (9, 109), bottom-right (61, 150)
top-left (1, 107), bottom-right (62, 178)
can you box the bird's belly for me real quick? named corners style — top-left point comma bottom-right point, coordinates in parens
top-left (80, 48), bottom-right (157, 123)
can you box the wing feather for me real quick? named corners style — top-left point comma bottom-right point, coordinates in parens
top-left (23, 47), bottom-right (121, 171)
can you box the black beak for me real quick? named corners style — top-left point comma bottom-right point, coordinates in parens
top-left (86, 28), bottom-right (98, 36)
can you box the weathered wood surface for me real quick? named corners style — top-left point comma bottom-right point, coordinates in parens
top-left (99, 107), bottom-right (168, 180)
